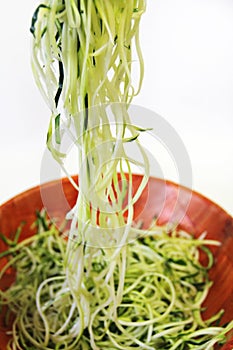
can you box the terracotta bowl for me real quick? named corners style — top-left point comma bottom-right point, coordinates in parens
top-left (0, 175), bottom-right (233, 349)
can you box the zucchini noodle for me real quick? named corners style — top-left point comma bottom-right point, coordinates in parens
top-left (1, 212), bottom-right (232, 349)
top-left (0, 0), bottom-right (233, 349)
top-left (31, 0), bottom-right (149, 343)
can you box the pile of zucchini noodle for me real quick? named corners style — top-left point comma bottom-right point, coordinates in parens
top-left (1, 0), bottom-right (233, 349)
top-left (1, 212), bottom-right (233, 349)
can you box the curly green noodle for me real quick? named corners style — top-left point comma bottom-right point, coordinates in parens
top-left (31, 1), bottom-right (150, 344)
top-left (1, 213), bottom-right (232, 349)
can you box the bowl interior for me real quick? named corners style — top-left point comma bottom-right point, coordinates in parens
top-left (0, 175), bottom-right (233, 349)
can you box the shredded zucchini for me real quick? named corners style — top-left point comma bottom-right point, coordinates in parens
top-left (1, 212), bottom-right (232, 349)
top-left (31, 0), bottom-right (150, 343)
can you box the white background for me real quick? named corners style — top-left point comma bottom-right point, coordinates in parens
top-left (0, 0), bottom-right (233, 215)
